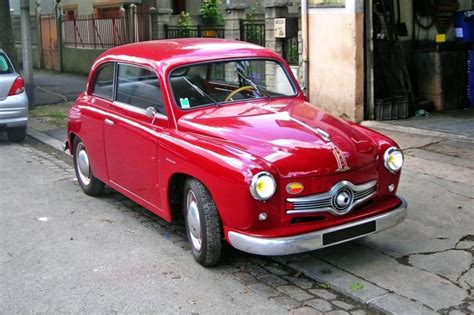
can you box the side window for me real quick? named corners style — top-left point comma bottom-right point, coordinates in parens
top-left (92, 63), bottom-right (114, 100)
top-left (116, 64), bottom-right (166, 115)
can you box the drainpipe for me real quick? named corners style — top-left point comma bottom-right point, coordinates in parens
top-left (301, 0), bottom-right (309, 100)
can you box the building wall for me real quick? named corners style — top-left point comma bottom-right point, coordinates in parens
top-left (307, 0), bottom-right (364, 122)
top-left (62, 0), bottom-right (93, 15)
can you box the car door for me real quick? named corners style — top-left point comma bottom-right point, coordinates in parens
top-left (104, 63), bottom-right (168, 210)
top-left (78, 62), bottom-right (115, 182)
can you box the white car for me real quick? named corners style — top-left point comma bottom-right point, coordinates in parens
top-left (0, 49), bottom-right (28, 142)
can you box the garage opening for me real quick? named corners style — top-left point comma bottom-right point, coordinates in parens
top-left (365, 0), bottom-right (474, 137)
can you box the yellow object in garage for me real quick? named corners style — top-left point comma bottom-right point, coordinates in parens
top-left (436, 34), bottom-right (447, 43)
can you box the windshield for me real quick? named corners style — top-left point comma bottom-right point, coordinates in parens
top-left (170, 59), bottom-right (296, 109)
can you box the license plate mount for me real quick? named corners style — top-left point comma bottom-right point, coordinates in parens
top-left (323, 221), bottom-right (376, 246)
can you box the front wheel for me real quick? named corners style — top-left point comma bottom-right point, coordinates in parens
top-left (73, 137), bottom-right (104, 196)
top-left (183, 178), bottom-right (222, 266)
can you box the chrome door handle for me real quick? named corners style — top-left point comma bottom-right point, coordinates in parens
top-left (105, 118), bottom-right (114, 126)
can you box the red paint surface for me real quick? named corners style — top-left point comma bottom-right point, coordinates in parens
top-left (67, 39), bottom-right (403, 242)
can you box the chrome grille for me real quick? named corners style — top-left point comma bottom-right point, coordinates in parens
top-left (287, 180), bottom-right (377, 216)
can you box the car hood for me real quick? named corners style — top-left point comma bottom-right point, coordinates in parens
top-left (178, 99), bottom-right (378, 178)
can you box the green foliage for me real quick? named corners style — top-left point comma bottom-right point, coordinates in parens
top-left (178, 11), bottom-right (192, 28)
top-left (200, 0), bottom-right (223, 26)
top-left (287, 41), bottom-right (299, 65)
top-left (246, 0), bottom-right (262, 21)
top-left (349, 282), bottom-right (364, 291)
top-left (177, 11), bottom-right (192, 37)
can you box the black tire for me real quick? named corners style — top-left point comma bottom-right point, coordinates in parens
top-left (183, 178), bottom-right (222, 266)
top-left (7, 126), bottom-right (26, 143)
top-left (73, 137), bottom-right (104, 196)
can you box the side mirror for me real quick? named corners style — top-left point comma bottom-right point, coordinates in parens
top-left (145, 106), bottom-right (157, 118)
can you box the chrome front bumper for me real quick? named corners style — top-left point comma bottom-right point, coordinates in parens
top-left (228, 196), bottom-right (407, 256)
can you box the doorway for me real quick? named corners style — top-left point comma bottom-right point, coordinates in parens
top-left (40, 14), bottom-right (60, 71)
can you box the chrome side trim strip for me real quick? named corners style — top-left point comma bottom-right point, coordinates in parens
top-left (228, 196), bottom-right (407, 256)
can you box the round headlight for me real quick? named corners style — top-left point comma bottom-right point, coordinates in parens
top-left (250, 172), bottom-right (276, 201)
top-left (384, 147), bottom-right (404, 173)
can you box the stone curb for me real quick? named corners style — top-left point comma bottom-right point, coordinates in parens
top-left (274, 256), bottom-right (436, 315)
top-left (361, 120), bottom-right (474, 143)
top-left (27, 127), bottom-right (69, 155)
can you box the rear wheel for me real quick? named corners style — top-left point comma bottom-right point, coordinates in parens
top-left (183, 178), bottom-right (222, 266)
top-left (7, 126), bottom-right (26, 143)
top-left (73, 137), bottom-right (104, 196)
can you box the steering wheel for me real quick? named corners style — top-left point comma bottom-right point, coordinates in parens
top-left (224, 85), bottom-right (255, 102)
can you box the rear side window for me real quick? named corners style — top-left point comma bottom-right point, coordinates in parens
top-left (0, 54), bottom-right (13, 74)
top-left (92, 63), bottom-right (114, 100)
top-left (116, 64), bottom-right (166, 115)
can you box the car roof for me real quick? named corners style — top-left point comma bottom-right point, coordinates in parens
top-left (97, 38), bottom-right (283, 70)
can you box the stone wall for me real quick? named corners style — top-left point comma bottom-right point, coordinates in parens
top-left (62, 47), bottom-right (105, 75)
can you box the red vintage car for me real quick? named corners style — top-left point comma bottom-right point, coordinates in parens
top-left (66, 38), bottom-right (406, 266)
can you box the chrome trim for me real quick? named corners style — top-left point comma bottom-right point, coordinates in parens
top-left (286, 180), bottom-right (377, 216)
top-left (249, 171), bottom-right (276, 201)
top-left (62, 140), bottom-right (69, 152)
top-left (186, 190), bottom-right (202, 252)
top-left (75, 142), bottom-right (91, 186)
top-left (111, 101), bottom-right (167, 120)
top-left (228, 196), bottom-right (407, 256)
top-left (104, 118), bottom-right (114, 126)
top-left (315, 128), bottom-right (330, 142)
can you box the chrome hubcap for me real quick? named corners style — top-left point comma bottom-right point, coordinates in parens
top-left (76, 142), bottom-right (91, 186)
top-left (186, 190), bottom-right (202, 252)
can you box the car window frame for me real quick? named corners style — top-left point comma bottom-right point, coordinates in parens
top-left (112, 62), bottom-right (168, 119)
top-left (91, 62), bottom-right (116, 101)
top-left (168, 57), bottom-right (299, 112)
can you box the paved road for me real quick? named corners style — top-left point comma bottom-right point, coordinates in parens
top-left (34, 70), bottom-right (87, 106)
top-left (0, 137), bottom-right (375, 314)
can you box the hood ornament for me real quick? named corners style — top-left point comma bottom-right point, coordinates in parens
top-left (329, 143), bottom-right (351, 173)
top-left (314, 127), bottom-right (350, 173)
top-left (315, 128), bottom-right (330, 142)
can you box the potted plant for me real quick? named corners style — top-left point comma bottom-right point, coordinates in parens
top-left (200, 0), bottom-right (223, 37)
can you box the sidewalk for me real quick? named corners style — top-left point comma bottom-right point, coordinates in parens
top-left (25, 71), bottom-right (474, 314)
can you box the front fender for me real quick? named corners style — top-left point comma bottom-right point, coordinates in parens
top-left (351, 123), bottom-right (402, 196)
top-left (159, 130), bottom-right (279, 231)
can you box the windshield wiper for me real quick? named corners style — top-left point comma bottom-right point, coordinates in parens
top-left (182, 77), bottom-right (219, 106)
top-left (236, 70), bottom-right (272, 100)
